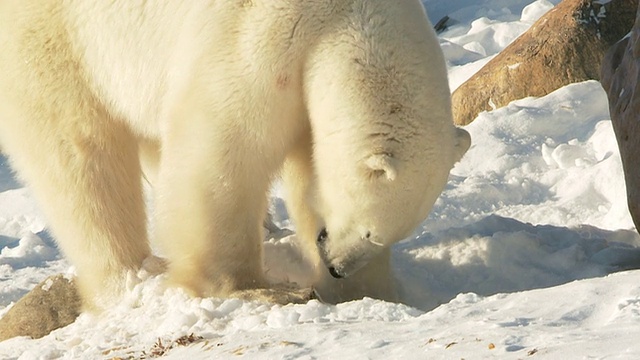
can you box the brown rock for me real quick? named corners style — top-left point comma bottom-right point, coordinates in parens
top-left (452, 0), bottom-right (637, 126)
top-left (0, 274), bottom-right (81, 341)
top-left (601, 4), bottom-right (640, 231)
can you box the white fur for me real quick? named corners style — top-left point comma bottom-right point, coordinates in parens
top-left (0, 0), bottom-right (470, 310)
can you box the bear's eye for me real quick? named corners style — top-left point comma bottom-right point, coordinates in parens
top-left (365, 231), bottom-right (371, 239)
top-left (317, 228), bottom-right (328, 243)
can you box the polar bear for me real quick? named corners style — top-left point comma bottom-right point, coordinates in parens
top-left (0, 0), bottom-right (470, 310)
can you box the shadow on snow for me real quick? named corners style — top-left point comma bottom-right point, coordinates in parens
top-left (394, 215), bottom-right (640, 311)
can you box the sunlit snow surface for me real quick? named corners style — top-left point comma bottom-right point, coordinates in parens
top-left (2, 1), bottom-right (640, 359)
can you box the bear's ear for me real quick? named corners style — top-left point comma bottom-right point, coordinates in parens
top-left (365, 153), bottom-right (397, 181)
top-left (453, 127), bottom-right (471, 163)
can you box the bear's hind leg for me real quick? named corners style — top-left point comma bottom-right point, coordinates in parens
top-left (0, 1), bottom-right (152, 311)
top-left (0, 98), bottom-right (151, 312)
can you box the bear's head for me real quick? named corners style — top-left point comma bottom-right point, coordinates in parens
top-left (310, 126), bottom-right (470, 279)
top-left (302, 0), bottom-right (470, 278)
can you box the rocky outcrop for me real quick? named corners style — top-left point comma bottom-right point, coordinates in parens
top-left (601, 3), bottom-right (640, 231)
top-left (0, 275), bottom-right (81, 341)
top-left (452, 0), bottom-right (637, 125)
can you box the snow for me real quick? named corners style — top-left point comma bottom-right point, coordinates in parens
top-left (2, 1), bottom-right (640, 359)
top-left (437, 0), bottom-right (561, 90)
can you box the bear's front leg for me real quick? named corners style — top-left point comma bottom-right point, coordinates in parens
top-left (154, 110), bottom-right (312, 303)
top-left (154, 138), bottom-right (269, 297)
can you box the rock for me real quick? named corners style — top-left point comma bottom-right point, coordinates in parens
top-left (601, 4), bottom-right (640, 231)
top-left (452, 0), bottom-right (637, 125)
top-left (0, 274), bottom-right (81, 341)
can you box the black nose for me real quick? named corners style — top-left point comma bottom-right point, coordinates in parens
top-left (317, 228), bottom-right (328, 243)
top-left (328, 266), bottom-right (343, 279)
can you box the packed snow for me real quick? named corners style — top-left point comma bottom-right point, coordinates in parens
top-left (2, 0), bottom-right (640, 359)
